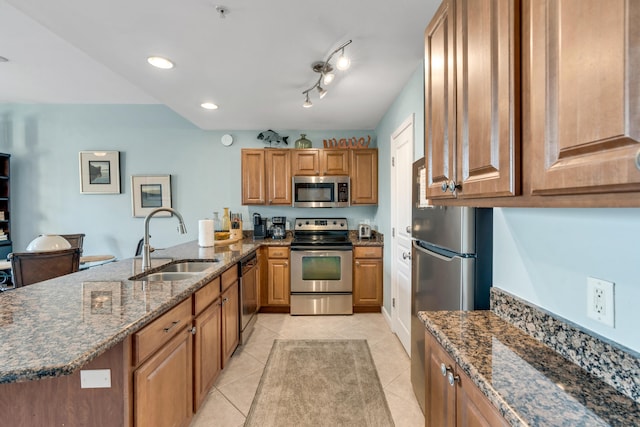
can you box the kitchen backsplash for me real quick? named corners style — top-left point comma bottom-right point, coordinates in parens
top-left (491, 287), bottom-right (640, 402)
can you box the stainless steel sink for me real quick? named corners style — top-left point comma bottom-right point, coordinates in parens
top-left (158, 261), bottom-right (219, 273)
top-left (131, 260), bottom-right (220, 281)
top-left (136, 271), bottom-right (202, 281)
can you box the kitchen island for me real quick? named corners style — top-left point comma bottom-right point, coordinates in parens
top-left (419, 288), bottom-right (640, 426)
top-left (0, 239), bottom-right (259, 426)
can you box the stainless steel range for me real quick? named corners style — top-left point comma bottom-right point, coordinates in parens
top-left (290, 218), bottom-right (353, 315)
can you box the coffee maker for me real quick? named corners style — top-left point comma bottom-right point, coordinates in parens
top-left (253, 213), bottom-right (267, 240)
top-left (270, 216), bottom-right (286, 239)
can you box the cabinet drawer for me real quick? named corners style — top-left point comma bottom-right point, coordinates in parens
top-left (221, 265), bottom-right (238, 291)
top-left (194, 276), bottom-right (221, 315)
top-left (133, 298), bottom-right (192, 366)
top-left (354, 246), bottom-right (382, 259)
top-left (268, 246), bottom-right (289, 259)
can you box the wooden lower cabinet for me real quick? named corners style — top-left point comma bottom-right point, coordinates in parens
top-left (425, 331), bottom-right (508, 427)
top-left (193, 278), bottom-right (222, 412)
top-left (353, 246), bottom-right (383, 311)
top-left (221, 280), bottom-right (239, 365)
top-left (134, 329), bottom-right (193, 427)
top-left (261, 246), bottom-right (290, 308)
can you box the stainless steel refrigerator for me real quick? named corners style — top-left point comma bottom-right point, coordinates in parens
top-left (410, 158), bottom-right (493, 414)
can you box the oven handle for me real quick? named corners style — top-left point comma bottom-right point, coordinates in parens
top-left (290, 246), bottom-right (353, 251)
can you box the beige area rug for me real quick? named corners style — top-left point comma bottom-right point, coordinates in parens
top-left (245, 339), bottom-right (394, 427)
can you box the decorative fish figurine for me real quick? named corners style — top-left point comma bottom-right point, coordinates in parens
top-left (257, 130), bottom-right (289, 146)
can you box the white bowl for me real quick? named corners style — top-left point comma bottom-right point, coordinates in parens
top-left (26, 234), bottom-right (72, 252)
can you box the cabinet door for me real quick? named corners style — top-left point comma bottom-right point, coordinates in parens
top-left (425, 0), bottom-right (457, 199)
top-left (267, 258), bottom-right (290, 305)
top-left (322, 149), bottom-right (350, 175)
top-left (353, 258), bottom-right (382, 306)
top-left (455, 0), bottom-right (519, 198)
top-left (425, 332), bottom-right (456, 427)
top-left (526, 0), bottom-right (640, 195)
top-left (291, 149), bottom-right (320, 176)
top-left (193, 299), bottom-right (221, 412)
top-left (456, 367), bottom-right (509, 427)
top-left (241, 149), bottom-right (266, 205)
top-left (134, 329), bottom-right (193, 427)
top-left (221, 281), bottom-right (239, 366)
top-left (265, 150), bottom-right (292, 205)
top-left (350, 149), bottom-right (378, 205)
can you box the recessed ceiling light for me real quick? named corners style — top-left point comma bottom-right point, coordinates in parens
top-left (147, 56), bottom-right (174, 69)
top-left (201, 102), bottom-right (219, 110)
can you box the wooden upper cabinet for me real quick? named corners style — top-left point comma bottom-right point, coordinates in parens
top-left (291, 149), bottom-right (321, 176)
top-left (322, 149), bottom-right (350, 175)
top-left (265, 149), bottom-right (292, 205)
top-left (425, 0), bottom-right (457, 200)
top-left (241, 149), bottom-right (266, 205)
top-left (425, 0), bottom-right (519, 200)
top-left (455, 0), bottom-right (520, 198)
top-left (350, 149), bottom-right (378, 205)
top-left (291, 149), bottom-right (350, 176)
top-left (525, 0), bottom-right (640, 196)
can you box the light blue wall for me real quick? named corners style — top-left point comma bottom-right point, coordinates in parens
top-left (0, 104), bottom-right (376, 259)
top-left (374, 63), bottom-right (425, 314)
top-left (493, 208), bottom-right (640, 352)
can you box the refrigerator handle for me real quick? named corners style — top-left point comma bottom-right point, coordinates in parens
top-left (412, 240), bottom-right (454, 261)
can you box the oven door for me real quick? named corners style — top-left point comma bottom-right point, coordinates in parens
top-left (290, 247), bottom-right (353, 293)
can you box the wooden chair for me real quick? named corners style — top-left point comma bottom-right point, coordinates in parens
top-left (9, 248), bottom-right (81, 288)
top-left (59, 234), bottom-right (85, 251)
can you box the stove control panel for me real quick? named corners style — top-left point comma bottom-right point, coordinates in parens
top-left (294, 218), bottom-right (348, 231)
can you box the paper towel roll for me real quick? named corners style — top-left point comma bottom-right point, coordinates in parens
top-left (198, 219), bottom-right (215, 247)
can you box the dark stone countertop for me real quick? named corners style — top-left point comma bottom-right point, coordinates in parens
top-left (0, 240), bottom-right (259, 384)
top-left (418, 309), bottom-right (640, 426)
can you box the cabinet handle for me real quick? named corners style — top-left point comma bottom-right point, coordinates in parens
top-left (447, 180), bottom-right (461, 194)
top-left (447, 371), bottom-right (460, 387)
top-left (221, 297), bottom-right (229, 305)
top-left (441, 182), bottom-right (448, 193)
top-left (190, 326), bottom-right (197, 335)
top-left (356, 261), bottom-right (360, 267)
top-left (440, 363), bottom-right (455, 377)
top-left (163, 320), bottom-right (180, 333)
top-left (402, 252), bottom-right (411, 260)
top-left (636, 150), bottom-right (640, 170)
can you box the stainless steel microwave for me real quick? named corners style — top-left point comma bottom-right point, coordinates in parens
top-left (292, 176), bottom-right (350, 208)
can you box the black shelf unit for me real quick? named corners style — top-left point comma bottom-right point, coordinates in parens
top-left (0, 153), bottom-right (11, 260)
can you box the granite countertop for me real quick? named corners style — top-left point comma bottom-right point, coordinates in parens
top-left (0, 240), bottom-right (260, 384)
top-left (249, 230), bottom-right (384, 246)
top-left (418, 309), bottom-right (640, 426)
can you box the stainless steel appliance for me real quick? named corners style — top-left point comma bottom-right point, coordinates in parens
top-left (290, 217), bottom-right (353, 315)
top-left (410, 158), bottom-right (493, 413)
top-left (358, 223), bottom-right (371, 239)
top-left (269, 216), bottom-right (286, 239)
top-left (292, 176), bottom-right (350, 208)
top-left (253, 213), bottom-right (266, 240)
top-left (239, 252), bottom-right (259, 344)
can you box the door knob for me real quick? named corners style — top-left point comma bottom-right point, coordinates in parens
top-left (405, 226), bottom-right (411, 233)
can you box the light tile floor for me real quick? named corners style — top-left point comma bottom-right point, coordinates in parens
top-left (190, 313), bottom-right (425, 427)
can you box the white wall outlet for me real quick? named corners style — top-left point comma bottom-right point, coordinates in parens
top-left (586, 277), bottom-right (615, 327)
top-left (80, 369), bottom-right (111, 389)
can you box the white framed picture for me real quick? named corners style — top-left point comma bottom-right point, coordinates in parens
top-left (79, 151), bottom-right (121, 194)
top-left (131, 175), bottom-right (172, 217)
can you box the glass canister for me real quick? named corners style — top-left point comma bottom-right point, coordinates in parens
top-left (221, 208), bottom-right (231, 232)
top-left (294, 134), bottom-right (312, 148)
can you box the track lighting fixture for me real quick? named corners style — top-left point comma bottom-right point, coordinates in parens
top-left (301, 40), bottom-right (352, 108)
top-left (303, 92), bottom-right (313, 108)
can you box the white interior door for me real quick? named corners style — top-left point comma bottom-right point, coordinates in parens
top-left (391, 114), bottom-right (414, 355)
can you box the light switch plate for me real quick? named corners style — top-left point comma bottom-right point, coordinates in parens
top-left (586, 277), bottom-right (615, 327)
top-left (80, 369), bottom-right (111, 389)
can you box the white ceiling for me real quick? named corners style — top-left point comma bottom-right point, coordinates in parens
top-left (0, 0), bottom-right (439, 130)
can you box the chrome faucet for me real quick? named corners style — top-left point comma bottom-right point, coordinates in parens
top-left (142, 207), bottom-right (188, 271)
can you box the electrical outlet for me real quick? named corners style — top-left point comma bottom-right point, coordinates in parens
top-left (587, 277), bottom-right (615, 327)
